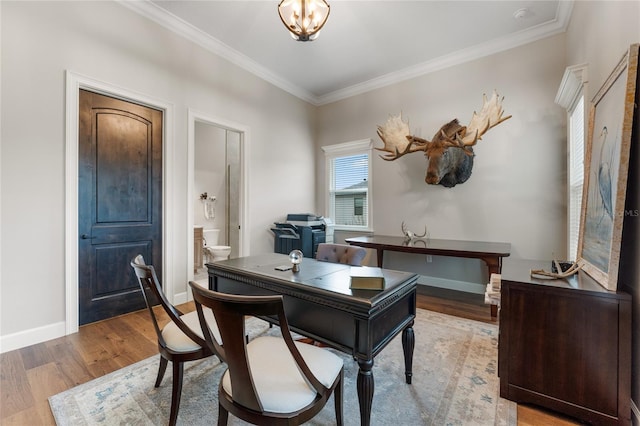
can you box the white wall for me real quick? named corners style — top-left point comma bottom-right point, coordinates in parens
top-left (317, 34), bottom-right (568, 282)
top-left (0, 1), bottom-right (317, 349)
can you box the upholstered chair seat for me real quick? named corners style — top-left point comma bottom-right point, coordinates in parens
top-left (162, 309), bottom-right (221, 352)
top-left (315, 243), bottom-right (367, 266)
top-left (221, 336), bottom-right (343, 413)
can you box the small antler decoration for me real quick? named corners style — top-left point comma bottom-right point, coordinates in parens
top-left (402, 221), bottom-right (428, 242)
top-left (530, 260), bottom-right (582, 280)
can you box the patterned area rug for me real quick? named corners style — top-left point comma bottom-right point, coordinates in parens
top-left (49, 309), bottom-right (516, 425)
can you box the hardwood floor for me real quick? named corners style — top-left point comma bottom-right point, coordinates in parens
top-left (1, 286), bottom-right (580, 425)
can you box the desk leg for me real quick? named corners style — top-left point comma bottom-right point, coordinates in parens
top-left (402, 322), bottom-right (415, 384)
top-left (376, 249), bottom-right (384, 267)
top-left (356, 359), bottom-right (374, 426)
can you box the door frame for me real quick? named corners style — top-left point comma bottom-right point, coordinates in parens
top-left (65, 70), bottom-right (175, 334)
top-left (186, 109), bottom-right (250, 298)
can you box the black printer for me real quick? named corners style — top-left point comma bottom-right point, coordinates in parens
top-left (271, 214), bottom-right (328, 258)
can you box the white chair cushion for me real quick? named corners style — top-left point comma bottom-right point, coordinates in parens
top-left (221, 336), bottom-right (343, 413)
top-left (161, 309), bottom-right (221, 352)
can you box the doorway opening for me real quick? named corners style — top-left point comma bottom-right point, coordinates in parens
top-left (187, 111), bottom-right (249, 292)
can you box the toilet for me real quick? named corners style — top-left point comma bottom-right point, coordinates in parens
top-left (203, 229), bottom-right (231, 262)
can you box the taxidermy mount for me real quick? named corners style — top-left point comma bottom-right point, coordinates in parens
top-left (376, 91), bottom-right (511, 188)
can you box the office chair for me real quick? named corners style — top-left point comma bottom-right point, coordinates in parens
top-left (131, 255), bottom-right (221, 426)
top-left (189, 281), bottom-right (344, 426)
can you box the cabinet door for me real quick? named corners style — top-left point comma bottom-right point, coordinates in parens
top-left (504, 285), bottom-right (620, 417)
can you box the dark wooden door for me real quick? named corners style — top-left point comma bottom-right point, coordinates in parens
top-left (78, 89), bottom-right (163, 325)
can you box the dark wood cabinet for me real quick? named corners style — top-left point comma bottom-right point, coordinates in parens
top-left (498, 259), bottom-right (631, 425)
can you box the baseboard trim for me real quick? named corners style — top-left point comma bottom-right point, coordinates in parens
top-left (173, 291), bottom-right (188, 306)
top-left (1, 289), bottom-right (194, 354)
top-left (0, 321), bottom-right (66, 354)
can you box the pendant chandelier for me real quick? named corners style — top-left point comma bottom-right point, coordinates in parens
top-left (278, 0), bottom-right (330, 42)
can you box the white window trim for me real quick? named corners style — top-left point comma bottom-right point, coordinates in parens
top-left (321, 139), bottom-right (373, 232)
top-left (555, 63), bottom-right (588, 260)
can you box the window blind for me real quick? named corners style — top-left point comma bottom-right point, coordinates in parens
top-left (331, 154), bottom-right (369, 227)
top-left (568, 95), bottom-right (584, 260)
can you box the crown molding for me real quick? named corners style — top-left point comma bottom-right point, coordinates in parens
top-left (117, 0), bottom-right (318, 104)
top-left (119, 0), bottom-right (573, 107)
top-left (318, 1), bottom-right (574, 105)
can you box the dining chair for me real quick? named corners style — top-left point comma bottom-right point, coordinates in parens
top-left (130, 255), bottom-right (221, 426)
top-left (315, 242), bottom-right (367, 266)
top-left (188, 281), bottom-right (344, 426)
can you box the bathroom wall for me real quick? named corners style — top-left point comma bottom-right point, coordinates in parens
top-left (194, 122), bottom-right (227, 243)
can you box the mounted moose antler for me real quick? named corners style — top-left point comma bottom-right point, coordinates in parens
top-left (376, 91), bottom-right (511, 187)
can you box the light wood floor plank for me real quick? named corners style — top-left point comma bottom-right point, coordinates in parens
top-left (26, 363), bottom-right (70, 404)
top-left (45, 337), bottom-right (96, 387)
top-left (1, 404), bottom-right (52, 426)
top-left (18, 342), bottom-right (54, 371)
top-left (0, 350), bottom-right (35, 419)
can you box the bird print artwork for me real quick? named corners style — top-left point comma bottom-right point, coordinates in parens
top-left (597, 126), bottom-right (613, 223)
top-left (583, 122), bottom-right (620, 275)
top-left (578, 42), bottom-right (637, 291)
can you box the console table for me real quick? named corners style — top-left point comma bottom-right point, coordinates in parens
top-left (498, 259), bottom-right (631, 425)
top-left (345, 235), bottom-right (511, 318)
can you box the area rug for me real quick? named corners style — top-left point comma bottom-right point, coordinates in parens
top-left (49, 309), bottom-right (516, 425)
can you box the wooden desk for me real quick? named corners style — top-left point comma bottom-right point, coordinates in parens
top-left (207, 253), bottom-right (418, 426)
top-left (345, 235), bottom-right (511, 319)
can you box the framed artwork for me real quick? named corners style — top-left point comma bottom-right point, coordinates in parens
top-left (577, 43), bottom-right (639, 290)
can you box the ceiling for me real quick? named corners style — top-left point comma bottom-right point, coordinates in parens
top-left (122, 1), bottom-right (573, 105)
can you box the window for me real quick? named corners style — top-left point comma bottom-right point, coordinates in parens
top-left (322, 139), bottom-right (372, 231)
top-left (354, 197), bottom-right (364, 216)
top-left (556, 64), bottom-right (588, 260)
top-left (567, 95), bottom-right (585, 260)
